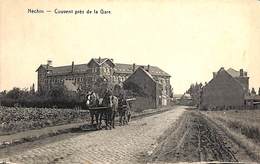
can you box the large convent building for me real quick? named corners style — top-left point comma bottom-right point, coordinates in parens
top-left (36, 57), bottom-right (172, 105)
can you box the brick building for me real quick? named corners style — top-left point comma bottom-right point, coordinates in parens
top-left (36, 58), bottom-right (172, 105)
top-left (201, 67), bottom-right (249, 110)
top-left (123, 67), bottom-right (163, 110)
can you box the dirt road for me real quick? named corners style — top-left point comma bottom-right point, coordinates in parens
top-left (147, 110), bottom-right (256, 163)
top-left (0, 106), bottom-right (185, 164)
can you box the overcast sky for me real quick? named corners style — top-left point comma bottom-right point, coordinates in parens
top-left (1, 0), bottom-right (260, 94)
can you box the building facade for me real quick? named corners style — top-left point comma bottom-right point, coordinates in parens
top-left (36, 58), bottom-right (172, 104)
top-left (123, 67), bottom-right (163, 110)
top-left (201, 67), bottom-right (249, 110)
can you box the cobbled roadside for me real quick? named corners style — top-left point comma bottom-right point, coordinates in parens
top-left (1, 106), bottom-right (185, 164)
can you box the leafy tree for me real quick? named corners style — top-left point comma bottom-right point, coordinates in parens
top-left (0, 90), bottom-right (7, 97)
top-left (186, 82), bottom-right (203, 106)
top-left (6, 87), bottom-right (26, 99)
top-left (48, 86), bottom-right (67, 98)
top-left (251, 87), bottom-right (256, 95)
top-left (30, 83), bottom-right (35, 94)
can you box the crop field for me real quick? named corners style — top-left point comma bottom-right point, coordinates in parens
top-left (0, 106), bottom-right (89, 135)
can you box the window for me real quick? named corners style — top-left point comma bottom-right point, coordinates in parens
top-left (107, 67), bottom-right (110, 75)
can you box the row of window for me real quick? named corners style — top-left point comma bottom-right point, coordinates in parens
top-left (44, 76), bottom-right (169, 85)
top-left (157, 78), bottom-right (170, 84)
top-left (91, 67), bottom-right (111, 74)
top-left (44, 77), bottom-right (84, 84)
top-left (112, 75), bottom-right (128, 83)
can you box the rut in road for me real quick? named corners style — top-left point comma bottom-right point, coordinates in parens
top-left (147, 111), bottom-right (254, 163)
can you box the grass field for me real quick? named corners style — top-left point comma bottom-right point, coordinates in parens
top-left (204, 109), bottom-right (260, 161)
top-left (205, 110), bottom-right (260, 143)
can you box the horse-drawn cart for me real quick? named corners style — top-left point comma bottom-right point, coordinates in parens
top-left (82, 90), bottom-right (136, 130)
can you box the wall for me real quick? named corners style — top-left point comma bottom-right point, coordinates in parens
top-left (130, 96), bottom-right (156, 112)
top-left (234, 76), bottom-right (249, 92)
top-left (201, 70), bottom-right (245, 109)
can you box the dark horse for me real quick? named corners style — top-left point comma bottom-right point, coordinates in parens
top-left (102, 91), bottom-right (118, 129)
top-left (86, 91), bottom-right (118, 130)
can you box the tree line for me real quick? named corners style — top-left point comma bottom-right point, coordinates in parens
top-left (0, 86), bottom-right (82, 108)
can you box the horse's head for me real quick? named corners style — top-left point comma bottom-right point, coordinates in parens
top-left (85, 94), bottom-right (91, 106)
top-left (102, 94), bottom-right (112, 108)
top-left (85, 92), bottom-right (98, 107)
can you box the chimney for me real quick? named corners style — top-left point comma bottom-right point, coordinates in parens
top-left (147, 64), bottom-right (150, 72)
top-left (98, 57), bottom-right (101, 63)
top-left (132, 63), bottom-right (136, 72)
top-left (47, 60), bottom-right (52, 66)
top-left (213, 72), bottom-right (216, 78)
top-left (240, 69), bottom-right (244, 77)
top-left (46, 60), bottom-right (52, 70)
top-left (71, 61), bottom-right (74, 72)
top-left (244, 71), bottom-right (247, 77)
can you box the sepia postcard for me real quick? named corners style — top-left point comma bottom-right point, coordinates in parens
top-left (0, 0), bottom-right (260, 163)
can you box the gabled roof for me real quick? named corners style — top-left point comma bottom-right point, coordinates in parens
top-left (114, 63), bottom-right (171, 77)
top-left (36, 65), bottom-right (47, 72)
top-left (226, 68), bottom-right (247, 78)
top-left (124, 66), bottom-right (157, 84)
top-left (87, 58), bottom-right (115, 67)
top-left (204, 67), bottom-right (244, 90)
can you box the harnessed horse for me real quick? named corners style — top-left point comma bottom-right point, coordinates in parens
top-left (118, 98), bottom-right (131, 126)
top-left (85, 92), bottom-right (103, 129)
top-left (102, 93), bottom-right (118, 129)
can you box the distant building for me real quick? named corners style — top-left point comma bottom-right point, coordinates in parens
top-left (179, 93), bottom-right (193, 106)
top-left (245, 95), bottom-right (260, 109)
top-left (36, 57), bottom-right (172, 106)
top-left (201, 67), bottom-right (249, 110)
